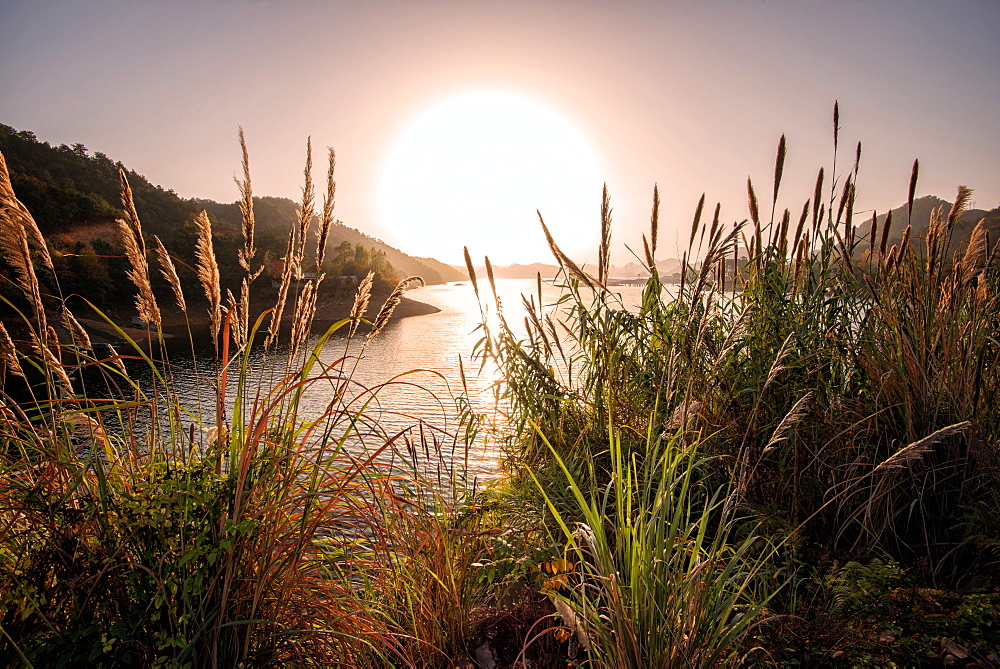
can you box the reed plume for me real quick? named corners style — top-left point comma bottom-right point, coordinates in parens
top-left (963, 218), bottom-right (989, 272)
top-left (236, 127), bottom-right (256, 273)
top-left (688, 193), bottom-right (705, 251)
top-left (868, 211), bottom-right (878, 257)
top-left (266, 227), bottom-right (295, 348)
top-left (118, 169), bottom-right (161, 328)
top-left (31, 330), bottom-right (72, 394)
top-left (61, 306), bottom-right (92, 351)
top-left (879, 209), bottom-right (893, 258)
top-left (463, 246), bottom-right (479, 299)
top-left (833, 100), bottom-right (840, 152)
top-left (874, 421), bottom-right (970, 473)
top-left (0, 152), bottom-right (53, 272)
top-left (748, 177), bottom-right (761, 265)
top-left (286, 145), bottom-right (334, 358)
top-left (485, 256), bottom-right (498, 303)
top-left (792, 200), bottom-right (809, 258)
top-left (364, 276), bottom-right (424, 349)
top-left (762, 392), bottom-right (813, 454)
top-left (194, 210), bottom-right (222, 353)
top-left (811, 167), bottom-right (824, 236)
top-left (288, 280), bottom-right (316, 362)
top-left (642, 236), bottom-right (653, 270)
top-left (772, 134), bottom-right (786, 221)
top-left (835, 178), bottom-right (852, 226)
top-left (907, 159), bottom-right (919, 222)
top-left (747, 177), bottom-right (760, 228)
top-left (538, 210), bottom-right (598, 290)
top-left (0, 151), bottom-right (16, 202)
top-left (105, 343), bottom-right (127, 375)
top-left (347, 271), bottom-right (374, 339)
top-left (0, 321), bottom-right (23, 381)
top-left (598, 184), bottom-right (611, 285)
top-left (154, 235), bottom-right (186, 313)
top-left (266, 141), bottom-right (316, 347)
top-left (316, 147), bottom-right (335, 270)
top-left (926, 204), bottom-right (946, 280)
top-left (1, 151), bottom-right (54, 337)
top-left (2, 219), bottom-right (47, 334)
top-left (226, 279), bottom-right (250, 349)
top-left (294, 139), bottom-right (315, 277)
top-left (948, 185), bottom-right (973, 227)
top-left (763, 332), bottom-right (795, 391)
top-left (650, 184), bottom-right (660, 262)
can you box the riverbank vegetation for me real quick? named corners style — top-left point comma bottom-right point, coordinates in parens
top-left (470, 107), bottom-right (999, 666)
top-left (1, 107), bottom-right (998, 666)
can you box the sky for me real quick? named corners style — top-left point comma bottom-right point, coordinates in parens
top-left (2, 0), bottom-right (998, 266)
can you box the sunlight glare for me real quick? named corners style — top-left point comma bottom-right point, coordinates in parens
top-left (377, 91), bottom-right (605, 265)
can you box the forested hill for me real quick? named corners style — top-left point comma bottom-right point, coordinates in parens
top-left (0, 125), bottom-right (196, 236)
top-left (197, 197), bottom-right (462, 284)
top-left (0, 123), bottom-right (462, 308)
top-left (861, 194), bottom-right (1000, 255)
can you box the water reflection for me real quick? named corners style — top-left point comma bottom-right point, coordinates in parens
top-left (125, 279), bottom-right (654, 483)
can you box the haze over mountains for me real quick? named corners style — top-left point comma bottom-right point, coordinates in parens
top-left (470, 258), bottom-right (683, 280)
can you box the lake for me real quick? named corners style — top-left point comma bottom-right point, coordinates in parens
top-left (133, 278), bottom-right (653, 484)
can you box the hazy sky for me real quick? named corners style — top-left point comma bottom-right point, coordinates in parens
top-left (2, 0), bottom-right (998, 265)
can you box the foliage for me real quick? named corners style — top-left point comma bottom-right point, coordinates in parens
top-left (0, 138), bottom-right (466, 667)
top-left (471, 104), bottom-right (1000, 664)
top-left (3, 104), bottom-right (998, 666)
top-left (529, 428), bottom-right (776, 667)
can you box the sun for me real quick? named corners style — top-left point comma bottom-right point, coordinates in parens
top-left (377, 90), bottom-right (605, 266)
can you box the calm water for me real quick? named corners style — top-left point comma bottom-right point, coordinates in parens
top-left (135, 278), bottom-right (652, 482)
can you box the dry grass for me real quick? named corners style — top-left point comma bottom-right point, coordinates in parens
top-left (194, 209), bottom-right (222, 352)
top-left (117, 169), bottom-right (161, 329)
top-left (0, 134), bottom-right (471, 667)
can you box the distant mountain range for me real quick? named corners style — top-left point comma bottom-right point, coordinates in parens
top-left (4, 123), bottom-right (994, 294)
top-left (470, 257), bottom-right (683, 280)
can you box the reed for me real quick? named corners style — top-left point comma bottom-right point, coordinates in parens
top-left (473, 103), bottom-right (998, 663)
top-left (194, 209), bottom-right (222, 355)
top-left (2, 104), bottom-right (996, 665)
top-left (118, 169), bottom-right (161, 330)
top-left (527, 426), bottom-right (775, 667)
top-left (0, 135), bottom-right (469, 667)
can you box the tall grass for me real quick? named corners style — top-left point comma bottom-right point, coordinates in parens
top-left (473, 104), bottom-right (998, 662)
top-left (528, 424), bottom-right (775, 666)
top-left (0, 138), bottom-right (482, 667)
top-left (1, 105), bottom-right (996, 666)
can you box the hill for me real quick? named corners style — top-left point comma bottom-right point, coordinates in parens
top-left (197, 197), bottom-right (463, 284)
top-left (0, 124), bottom-right (463, 283)
top-left (0, 124), bottom-right (198, 237)
top-left (861, 194), bottom-right (1000, 255)
top-left (0, 124), bottom-right (463, 320)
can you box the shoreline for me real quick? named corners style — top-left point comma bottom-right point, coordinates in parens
top-left (4, 294), bottom-right (441, 349)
